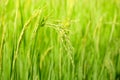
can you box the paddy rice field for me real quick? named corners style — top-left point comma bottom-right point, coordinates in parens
top-left (0, 0), bottom-right (120, 80)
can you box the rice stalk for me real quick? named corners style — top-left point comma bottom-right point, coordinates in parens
top-left (104, 56), bottom-right (115, 80)
top-left (109, 12), bottom-right (117, 42)
top-left (93, 15), bottom-right (104, 54)
top-left (11, 10), bottom-right (41, 80)
top-left (0, 1), bottom-right (8, 78)
top-left (0, 22), bottom-right (6, 79)
top-left (47, 20), bottom-right (74, 68)
top-left (46, 19), bottom-right (75, 79)
top-left (40, 47), bottom-right (53, 70)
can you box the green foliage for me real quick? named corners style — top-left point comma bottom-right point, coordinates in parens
top-left (0, 0), bottom-right (120, 80)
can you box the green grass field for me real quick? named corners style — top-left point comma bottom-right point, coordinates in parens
top-left (0, 0), bottom-right (120, 80)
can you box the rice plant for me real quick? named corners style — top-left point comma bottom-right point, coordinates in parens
top-left (0, 0), bottom-right (120, 80)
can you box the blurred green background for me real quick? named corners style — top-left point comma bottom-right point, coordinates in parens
top-left (0, 0), bottom-right (120, 80)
